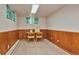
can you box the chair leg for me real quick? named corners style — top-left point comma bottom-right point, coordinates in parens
top-left (36, 38), bottom-right (37, 41)
top-left (28, 38), bottom-right (29, 41)
top-left (41, 38), bottom-right (43, 41)
top-left (34, 38), bottom-right (36, 42)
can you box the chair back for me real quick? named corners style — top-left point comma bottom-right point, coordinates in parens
top-left (35, 29), bottom-right (40, 32)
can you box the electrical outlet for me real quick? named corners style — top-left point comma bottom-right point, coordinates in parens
top-left (57, 40), bottom-right (59, 42)
top-left (8, 45), bottom-right (10, 49)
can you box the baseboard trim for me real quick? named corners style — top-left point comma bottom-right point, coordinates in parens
top-left (6, 40), bottom-right (20, 55)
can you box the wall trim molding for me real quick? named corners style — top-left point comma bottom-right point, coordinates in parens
top-left (0, 29), bottom-right (47, 33)
top-left (0, 29), bottom-right (18, 32)
top-left (5, 40), bottom-right (20, 55)
top-left (47, 29), bottom-right (79, 33)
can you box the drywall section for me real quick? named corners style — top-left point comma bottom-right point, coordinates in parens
top-left (0, 4), bottom-right (17, 32)
top-left (47, 5), bottom-right (79, 32)
top-left (18, 16), bottom-right (47, 29)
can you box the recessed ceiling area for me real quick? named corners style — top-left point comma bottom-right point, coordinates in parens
top-left (9, 4), bottom-right (66, 17)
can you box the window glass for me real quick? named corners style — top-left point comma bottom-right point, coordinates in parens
top-left (26, 17), bottom-right (39, 24)
top-left (6, 4), bottom-right (16, 22)
top-left (34, 18), bottom-right (39, 24)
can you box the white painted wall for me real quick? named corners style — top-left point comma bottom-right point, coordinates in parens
top-left (1, 4), bottom-right (79, 32)
top-left (0, 4), bottom-right (46, 32)
top-left (0, 4), bottom-right (17, 32)
top-left (47, 5), bottom-right (79, 32)
top-left (18, 16), bottom-right (47, 29)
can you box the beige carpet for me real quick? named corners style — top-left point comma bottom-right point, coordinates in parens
top-left (11, 39), bottom-right (69, 55)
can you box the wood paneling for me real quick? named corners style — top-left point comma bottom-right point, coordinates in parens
top-left (46, 30), bottom-right (79, 54)
top-left (40, 29), bottom-right (46, 39)
top-left (0, 29), bottom-right (46, 54)
top-left (2, 29), bottom-right (79, 54)
top-left (8, 31), bottom-right (17, 48)
top-left (0, 30), bottom-right (18, 54)
top-left (18, 30), bottom-right (27, 39)
top-left (18, 29), bottom-right (47, 40)
top-left (0, 32), bottom-right (8, 54)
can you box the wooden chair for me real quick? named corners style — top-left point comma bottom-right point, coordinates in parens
top-left (35, 32), bottom-right (43, 41)
top-left (27, 32), bottom-right (35, 41)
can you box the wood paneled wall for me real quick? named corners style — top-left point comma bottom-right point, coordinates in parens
top-left (18, 29), bottom-right (47, 40)
top-left (1, 29), bottom-right (79, 54)
top-left (0, 30), bottom-right (18, 54)
top-left (40, 29), bottom-right (47, 39)
top-left (46, 29), bottom-right (79, 54)
top-left (0, 29), bottom-right (46, 54)
top-left (18, 30), bottom-right (27, 39)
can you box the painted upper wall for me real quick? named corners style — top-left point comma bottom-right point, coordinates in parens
top-left (47, 5), bottom-right (79, 32)
top-left (0, 5), bottom-right (17, 32)
top-left (18, 16), bottom-right (47, 29)
top-left (0, 4), bottom-right (46, 32)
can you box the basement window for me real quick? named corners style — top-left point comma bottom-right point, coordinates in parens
top-left (6, 4), bottom-right (16, 22)
top-left (26, 17), bottom-right (39, 24)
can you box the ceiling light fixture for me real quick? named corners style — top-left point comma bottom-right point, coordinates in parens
top-left (31, 4), bottom-right (40, 14)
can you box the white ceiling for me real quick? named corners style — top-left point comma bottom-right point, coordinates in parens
top-left (9, 4), bottom-right (66, 17)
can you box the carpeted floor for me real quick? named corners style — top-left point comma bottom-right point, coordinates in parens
top-left (11, 39), bottom-right (69, 55)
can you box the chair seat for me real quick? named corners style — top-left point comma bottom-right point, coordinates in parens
top-left (36, 36), bottom-right (42, 38)
top-left (27, 31), bottom-right (35, 41)
top-left (28, 36), bottom-right (35, 38)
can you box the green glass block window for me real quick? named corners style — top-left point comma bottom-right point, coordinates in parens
top-left (26, 17), bottom-right (39, 24)
top-left (12, 11), bottom-right (16, 22)
top-left (6, 5), bottom-right (10, 19)
top-left (6, 4), bottom-right (16, 22)
top-left (26, 17), bottom-right (30, 23)
top-left (29, 17), bottom-right (34, 24)
top-left (34, 18), bottom-right (39, 24)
